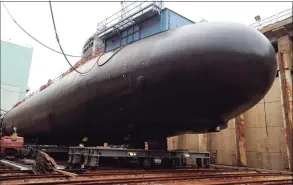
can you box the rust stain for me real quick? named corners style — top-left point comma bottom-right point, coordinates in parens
top-left (172, 137), bottom-right (176, 150)
top-left (237, 115), bottom-right (245, 138)
top-left (278, 50), bottom-right (293, 171)
top-left (280, 52), bottom-right (293, 134)
top-left (235, 114), bottom-right (247, 167)
top-left (283, 61), bottom-right (292, 130)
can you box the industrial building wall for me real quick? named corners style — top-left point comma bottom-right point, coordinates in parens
top-left (0, 41), bottom-right (33, 112)
top-left (0, 84), bottom-right (21, 113)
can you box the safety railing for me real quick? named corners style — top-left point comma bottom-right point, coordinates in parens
top-left (250, 8), bottom-right (292, 30)
top-left (97, 1), bottom-right (163, 36)
top-left (12, 48), bottom-right (104, 109)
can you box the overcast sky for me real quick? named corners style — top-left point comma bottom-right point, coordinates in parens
top-left (1, 1), bottom-right (292, 93)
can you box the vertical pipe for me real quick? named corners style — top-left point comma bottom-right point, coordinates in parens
top-left (235, 114), bottom-right (247, 167)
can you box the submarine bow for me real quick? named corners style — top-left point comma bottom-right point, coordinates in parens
top-left (2, 22), bottom-right (277, 145)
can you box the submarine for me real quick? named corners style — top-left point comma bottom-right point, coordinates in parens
top-left (1, 20), bottom-right (277, 147)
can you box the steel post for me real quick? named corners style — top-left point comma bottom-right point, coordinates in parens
top-left (235, 115), bottom-right (247, 167)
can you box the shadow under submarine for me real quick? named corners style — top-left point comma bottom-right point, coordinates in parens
top-left (2, 22), bottom-right (277, 148)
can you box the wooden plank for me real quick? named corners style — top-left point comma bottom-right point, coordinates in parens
top-left (55, 169), bottom-right (78, 177)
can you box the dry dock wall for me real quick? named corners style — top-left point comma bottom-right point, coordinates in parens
top-left (207, 120), bottom-right (237, 166)
top-left (243, 78), bottom-right (289, 170)
top-left (167, 133), bottom-right (208, 152)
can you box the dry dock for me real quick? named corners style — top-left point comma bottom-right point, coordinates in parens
top-left (1, 162), bottom-right (292, 185)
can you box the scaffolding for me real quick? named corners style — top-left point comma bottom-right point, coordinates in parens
top-left (250, 8), bottom-right (292, 30)
top-left (97, 1), bottom-right (163, 39)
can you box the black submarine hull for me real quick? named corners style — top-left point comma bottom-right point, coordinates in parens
top-left (2, 22), bottom-right (277, 146)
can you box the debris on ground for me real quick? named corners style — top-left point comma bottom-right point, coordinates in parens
top-left (31, 151), bottom-right (56, 174)
top-left (32, 151), bottom-right (77, 177)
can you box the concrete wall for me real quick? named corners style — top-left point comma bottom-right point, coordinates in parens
top-left (207, 120), bottom-right (238, 166)
top-left (243, 77), bottom-right (288, 170)
top-left (167, 133), bottom-right (207, 152)
top-left (167, 120), bottom-right (237, 165)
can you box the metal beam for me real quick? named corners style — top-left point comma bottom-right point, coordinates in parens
top-left (0, 159), bottom-right (30, 170)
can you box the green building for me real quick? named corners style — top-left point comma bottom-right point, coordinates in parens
top-left (1, 40), bottom-right (33, 115)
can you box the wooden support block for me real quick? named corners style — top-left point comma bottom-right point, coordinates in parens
top-left (55, 169), bottom-right (78, 177)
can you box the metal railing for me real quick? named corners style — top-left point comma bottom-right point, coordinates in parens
top-left (250, 8), bottom-right (292, 30)
top-left (97, 1), bottom-right (163, 35)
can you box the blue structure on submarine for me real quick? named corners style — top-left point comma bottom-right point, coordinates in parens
top-left (1, 3), bottom-right (277, 149)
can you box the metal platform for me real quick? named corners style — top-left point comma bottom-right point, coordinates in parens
top-left (68, 146), bottom-right (210, 169)
top-left (24, 145), bottom-right (69, 153)
top-left (17, 145), bottom-right (210, 169)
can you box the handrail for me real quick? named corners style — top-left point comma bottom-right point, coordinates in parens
top-left (97, 2), bottom-right (161, 39)
top-left (98, 1), bottom-right (138, 30)
top-left (97, 0), bottom-right (147, 32)
top-left (249, 8), bottom-right (292, 30)
top-left (97, 1), bottom-right (162, 33)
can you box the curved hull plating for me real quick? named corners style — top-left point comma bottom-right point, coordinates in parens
top-left (2, 22), bottom-right (277, 146)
